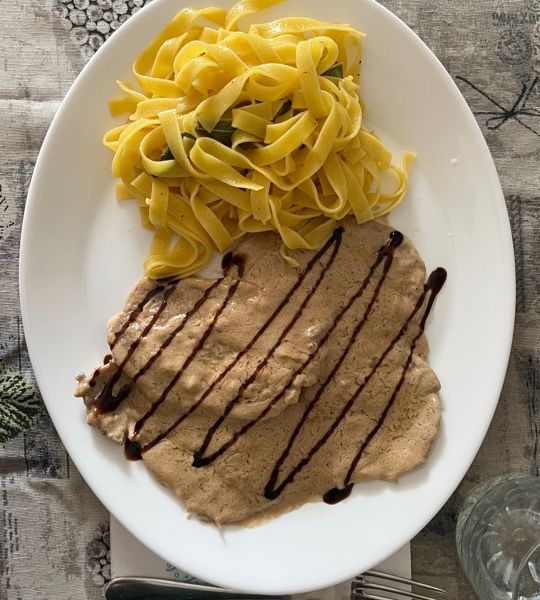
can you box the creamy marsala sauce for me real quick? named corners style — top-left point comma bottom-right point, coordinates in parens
top-left (76, 219), bottom-right (446, 524)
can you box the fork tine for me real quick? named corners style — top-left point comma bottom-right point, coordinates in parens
top-left (355, 594), bottom-right (400, 600)
top-left (354, 582), bottom-right (440, 600)
top-left (363, 571), bottom-right (446, 594)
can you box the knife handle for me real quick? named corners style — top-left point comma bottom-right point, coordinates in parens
top-left (104, 577), bottom-right (289, 600)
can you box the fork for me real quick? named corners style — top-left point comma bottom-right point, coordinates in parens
top-left (105, 571), bottom-right (446, 600)
top-left (353, 571), bottom-right (446, 600)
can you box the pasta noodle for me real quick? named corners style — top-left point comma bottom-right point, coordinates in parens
top-left (105, 0), bottom-right (415, 279)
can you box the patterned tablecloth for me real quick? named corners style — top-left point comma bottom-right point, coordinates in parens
top-left (1, 0), bottom-right (539, 598)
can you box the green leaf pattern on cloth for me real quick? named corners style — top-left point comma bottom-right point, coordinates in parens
top-left (0, 361), bottom-right (41, 446)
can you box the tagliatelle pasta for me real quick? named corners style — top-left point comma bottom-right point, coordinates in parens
top-left (104, 0), bottom-right (415, 279)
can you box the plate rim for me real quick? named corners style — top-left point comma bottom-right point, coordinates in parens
top-left (19, 0), bottom-right (515, 593)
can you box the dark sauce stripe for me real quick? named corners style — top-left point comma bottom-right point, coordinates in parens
top-left (323, 267), bottom-right (447, 505)
top-left (93, 284), bottom-right (176, 413)
top-left (110, 285), bottom-right (166, 350)
top-left (193, 232), bottom-right (403, 468)
top-left (132, 228), bottom-right (343, 457)
top-left (131, 260), bottom-right (244, 437)
top-left (263, 235), bottom-right (404, 500)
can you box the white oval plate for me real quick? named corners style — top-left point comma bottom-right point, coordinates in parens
top-left (20, 0), bottom-right (514, 593)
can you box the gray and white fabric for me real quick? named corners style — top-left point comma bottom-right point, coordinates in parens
top-left (1, 0), bottom-right (539, 598)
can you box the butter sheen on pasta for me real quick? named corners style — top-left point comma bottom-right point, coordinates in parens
top-left (104, 0), bottom-right (415, 279)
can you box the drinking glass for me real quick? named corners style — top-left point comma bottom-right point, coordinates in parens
top-left (456, 475), bottom-right (540, 600)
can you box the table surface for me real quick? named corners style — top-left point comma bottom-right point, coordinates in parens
top-left (1, 0), bottom-right (539, 598)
